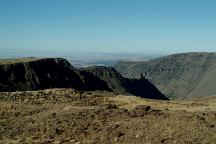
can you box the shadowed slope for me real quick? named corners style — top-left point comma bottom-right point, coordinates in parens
top-left (83, 66), bottom-right (168, 100)
top-left (115, 52), bottom-right (216, 99)
top-left (0, 58), bottom-right (168, 100)
top-left (0, 58), bottom-right (111, 92)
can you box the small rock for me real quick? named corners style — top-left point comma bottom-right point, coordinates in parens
top-left (134, 105), bottom-right (151, 111)
top-left (197, 116), bottom-right (205, 121)
top-left (135, 131), bottom-right (143, 138)
top-left (129, 105), bottom-right (151, 117)
top-left (114, 137), bottom-right (118, 142)
top-left (113, 131), bottom-right (125, 138)
top-left (210, 124), bottom-right (214, 128)
top-left (105, 104), bottom-right (118, 109)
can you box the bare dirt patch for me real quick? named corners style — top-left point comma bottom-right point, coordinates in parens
top-left (1, 89), bottom-right (216, 143)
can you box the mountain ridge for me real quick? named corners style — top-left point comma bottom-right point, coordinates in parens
top-left (0, 57), bottom-right (168, 100)
top-left (115, 52), bottom-right (216, 99)
top-left (82, 66), bottom-right (168, 100)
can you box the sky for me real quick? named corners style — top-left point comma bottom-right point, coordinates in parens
top-left (0, 0), bottom-right (216, 56)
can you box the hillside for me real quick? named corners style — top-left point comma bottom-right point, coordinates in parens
top-left (0, 58), bottom-right (83, 91)
top-left (0, 58), bottom-right (111, 92)
top-left (115, 52), bottom-right (216, 99)
top-left (1, 88), bottom-right (216, 143)
top-left (0, 58), bottom-right (167, 100)
top-left (82, 66), bottom-right (168, 100)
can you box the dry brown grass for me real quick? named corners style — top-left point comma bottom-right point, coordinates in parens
top-left (1, 89), bottom-right (216, 143)
top-left (0, 58), bottom-right (42, 65)
top-left (111, 95), bottom-right (216, 112)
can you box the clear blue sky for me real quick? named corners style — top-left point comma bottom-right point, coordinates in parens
top-left (0, 0), bottom-right (215, 55)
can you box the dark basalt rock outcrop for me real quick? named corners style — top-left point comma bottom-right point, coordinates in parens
top-left (0, 58), bottom-right (168, 100)
top-left (83, 66), bottom-right (168, 100)
top-left (0, 58), bottom-right (110, 92)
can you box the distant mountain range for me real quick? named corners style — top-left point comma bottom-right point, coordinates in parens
top-left (115, 52), bottom-right (216, 99)
top-left (0, 51), bottom-right (160, 68)
top-left (0, 57), bottom-right (167, 100)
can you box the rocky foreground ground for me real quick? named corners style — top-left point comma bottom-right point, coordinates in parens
top-left (1, 89), bottom-right (216, 144)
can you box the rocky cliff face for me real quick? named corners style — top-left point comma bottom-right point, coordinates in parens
top-left (83, 66), bottom-right (168, 100)
top-left (115, 52), bottom-right (216, 99)
top-left (0, 58), bottom-right (110, 92)
top-left (0, 58), bottom-right (168, 100)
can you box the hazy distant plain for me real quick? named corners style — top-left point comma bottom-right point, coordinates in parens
top-left (0, 49), bottom-right (160, 67)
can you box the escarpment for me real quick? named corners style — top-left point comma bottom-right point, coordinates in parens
top-left (0, 58), bottom-right (168, 100)
top-left (0, 58), bottom-right (83, 91)
top-left (82, 66), bottom-right (168, 100)
top-left (115, 52), bottom-right (216, 99)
